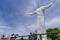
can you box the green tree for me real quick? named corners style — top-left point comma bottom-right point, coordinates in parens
top-left (46, 28), bottom-right (59, 40)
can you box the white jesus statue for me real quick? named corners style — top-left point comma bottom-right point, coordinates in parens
top-left (28, 2), bottom-right (53, 40)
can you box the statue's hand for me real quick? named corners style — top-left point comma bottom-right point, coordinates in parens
top-left (28, 13), bottom-right (33, 15)
top-left (26, 10), bottom-right (37, 16)
top-left (27, 12), bottom-right (36, 16)
top-left (26, 13), bottom-right (33, 16)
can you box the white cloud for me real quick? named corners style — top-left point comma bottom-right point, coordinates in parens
top-left (27, 23), bottom-right (37, 32)
top-left (0, 18), bottom-right (11, 29)
top-left (13, 22), bottom-right (37, 36)
top-left (0, 18), bottom-right (12, 38)
top-left (46, 17), bottom-right (60, 28)
top-left (13, 25), bottom-right (28, 36)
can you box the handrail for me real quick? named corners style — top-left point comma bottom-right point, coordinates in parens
top-left (18, 32), bottom-right (60, 37)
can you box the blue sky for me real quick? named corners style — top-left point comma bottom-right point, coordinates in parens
top-left (0, 0), bottom-right (60, 37)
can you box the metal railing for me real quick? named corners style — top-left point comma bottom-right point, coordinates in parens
top-left (1, 32), bottom-right (60, 40)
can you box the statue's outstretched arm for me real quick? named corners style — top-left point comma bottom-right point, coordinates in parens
top-left (43, 2), bottom-right (53, 9)
top-left (28, 10), bottom-right (37, 15)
